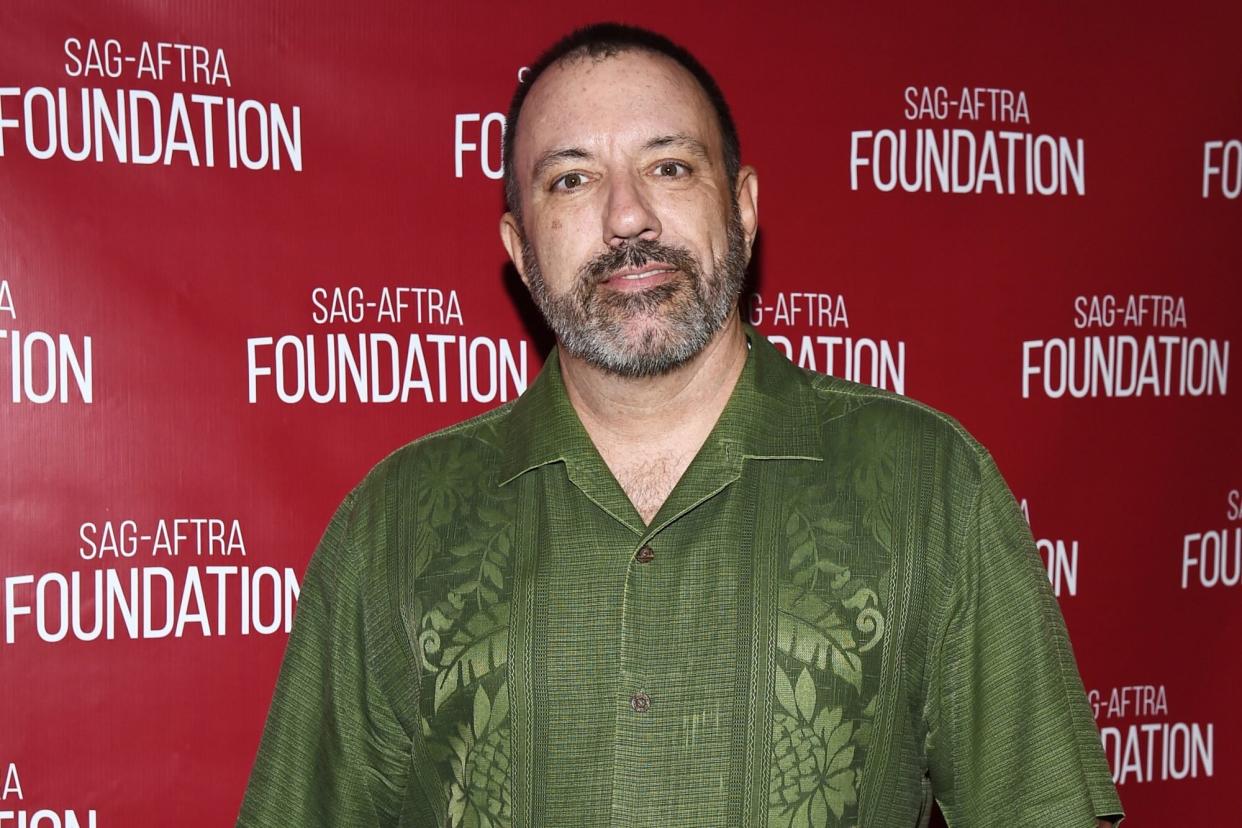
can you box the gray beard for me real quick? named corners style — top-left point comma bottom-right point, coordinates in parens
top-left (522, 206), bottom-right (749, 378)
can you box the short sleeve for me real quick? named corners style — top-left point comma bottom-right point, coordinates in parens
top-left (236, 487), bottom-right (416, 826)
top-left (925, 450), bottom-right (1124, 826)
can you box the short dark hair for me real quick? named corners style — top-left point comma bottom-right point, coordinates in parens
top-left (502, 22), bottom-right (742, 218)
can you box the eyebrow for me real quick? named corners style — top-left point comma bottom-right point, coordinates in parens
top-left (643, 133), bottom-right (711, 160)
top-left (532, 147), bottom-right (593, 181)
top-left (530, 134), bottom-right (713, 182)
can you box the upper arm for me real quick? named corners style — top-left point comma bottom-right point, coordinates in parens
top-left (237, 483), bottom-right (418, 826)
top-left (924, 447), bottom-right (1124, 827)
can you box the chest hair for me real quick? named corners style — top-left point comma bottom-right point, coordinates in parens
top-left (608, 450), bottom-right (694, 525)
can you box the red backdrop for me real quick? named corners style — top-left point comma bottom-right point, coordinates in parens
top-left (1, 1), bottom-right (1239, 825)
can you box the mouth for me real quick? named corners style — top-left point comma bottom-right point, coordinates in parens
top-left (599, 265), bottom-right (679, 292)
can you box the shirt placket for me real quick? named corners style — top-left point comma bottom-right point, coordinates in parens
top-left (608, 533), bottom-right (660, 825)
top-left (604, 449), bottom-right (755, 828)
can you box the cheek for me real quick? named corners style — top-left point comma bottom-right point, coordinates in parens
top-left (535, 201), bottom-right (587, 245)
top-left (531, 214), bottom-right (597, 283)
top-left (654, 190), bottom-right (730, 254)
top-left (668, 215), bottom-right (725, 267)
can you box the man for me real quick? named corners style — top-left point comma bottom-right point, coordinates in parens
top-left (239, 23), bottom-right (1124, 827)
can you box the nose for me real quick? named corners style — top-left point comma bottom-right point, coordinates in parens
top-left (602, 171), bottom-right (661, 247)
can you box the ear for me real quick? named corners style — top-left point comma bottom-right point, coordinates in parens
top-left (734, 165), bottom-right (759, 255)
top-left (499, 212), bottom-right (531, 289)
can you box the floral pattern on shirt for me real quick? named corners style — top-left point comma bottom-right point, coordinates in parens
top-left (411, 434), bottom-right (518, 828)
top-left (769, 458), bottom-right (890, 827)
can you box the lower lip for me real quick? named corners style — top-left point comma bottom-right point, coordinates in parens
top-left (601, 268), bottom-right (678, 292)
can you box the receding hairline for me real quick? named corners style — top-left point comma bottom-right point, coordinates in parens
top-left (544, 40), bottom-right (690, 71)
top-left (507, 45), bottom-right (730, 209)
top-left (502, 23), bottom-right (743, 220)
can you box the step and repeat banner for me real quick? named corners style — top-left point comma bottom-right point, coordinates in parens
top-left (1, 1), bottom-right (1238, 825)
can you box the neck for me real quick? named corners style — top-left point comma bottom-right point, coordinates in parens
top-left (558, 312), bottom-right (748, 448)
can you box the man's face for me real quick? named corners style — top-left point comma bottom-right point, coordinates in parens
top-left (502, 49), bottom-right (756, 377)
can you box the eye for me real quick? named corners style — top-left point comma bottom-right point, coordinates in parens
top-left (552, 172), bottom-right (587, 191)
top-left (653, 161), bottom-right (691, 178)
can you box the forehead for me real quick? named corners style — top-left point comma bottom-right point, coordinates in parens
top-left (517, 49), bottom-right (720, 165)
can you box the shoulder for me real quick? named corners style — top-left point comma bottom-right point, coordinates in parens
top-left (799, 367), bottom-right (989, 479)
top-left (343, 399), bottom-right (518, 517)
top-left (380, 399), bottom-right (515, 477)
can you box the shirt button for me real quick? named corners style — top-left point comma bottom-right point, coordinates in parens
top-left (629, 691), bottom-right (651, 713)
top-left (634, 545), bottom-right (655, 564)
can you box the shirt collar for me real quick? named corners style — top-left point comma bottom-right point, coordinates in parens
top-left (497, 322), bottom-right (824, 487)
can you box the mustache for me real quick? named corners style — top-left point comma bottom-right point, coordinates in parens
top-left (579, 239), bottom-right (700, 284)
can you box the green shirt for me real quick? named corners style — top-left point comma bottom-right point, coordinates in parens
top-left (238, 324), bottom-right (1123, 828)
